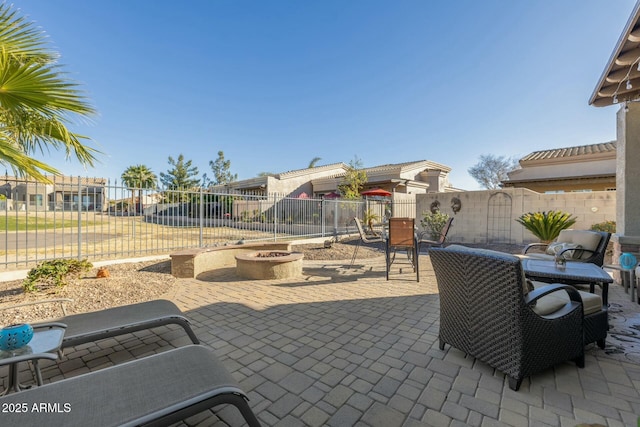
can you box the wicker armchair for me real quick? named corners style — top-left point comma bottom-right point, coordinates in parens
top-left (430, 246), bottom-right (585, 391)
top-left (522, 230), bottom-right (611, 267)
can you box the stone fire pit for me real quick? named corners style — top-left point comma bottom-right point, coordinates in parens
top-left (235, 250), bottom-right (304, 280)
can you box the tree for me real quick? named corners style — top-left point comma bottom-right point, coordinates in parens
top-left (308, 157), bottom-right (321, 168)
top-left (338, 156), bottom-right (367, 200)
top-left (0, 4), bottom-right (100, 182)
top-left (121, 165), bottom-right (157, 213)
top-left (159, 154), bottom-right (200, 190)
top-left (209, 151), bottom-right (237, 185)
top-left (468, 154), bottom-right (519, 189)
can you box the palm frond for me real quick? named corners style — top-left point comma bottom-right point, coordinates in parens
top-left (0, 132), bottom-right (58, 182)
top-left (0, 4), bottom-right (55, 61)
top-left (0, 49), bottom-right (95, 117)
top-left (1, 110), bottom-right (100, 166)
top-left (516, 211), bottom-right (577, 243)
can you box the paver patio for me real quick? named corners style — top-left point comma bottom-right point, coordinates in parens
top-left (4, 254), bottom-right (640, 426)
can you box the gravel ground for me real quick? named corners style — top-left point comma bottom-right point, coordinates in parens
top-left (0, 238), bottom-right (524, 326)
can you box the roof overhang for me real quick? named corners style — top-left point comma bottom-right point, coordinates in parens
top-left (590, 2), bottom-right (640, 107)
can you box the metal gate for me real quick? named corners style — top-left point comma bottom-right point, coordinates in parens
top-left (487, 192), bottom-right (512, 243)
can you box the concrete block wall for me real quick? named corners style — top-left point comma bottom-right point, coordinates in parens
top-left (416, 188), bottom-right (616, 245)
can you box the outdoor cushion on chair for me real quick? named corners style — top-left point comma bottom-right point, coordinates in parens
top-left (522, 230), bottom-right (611, 266)
top-left (0, 345), bottom-right (261, 427)
top-left (529, 281), bottom-right (602, 316)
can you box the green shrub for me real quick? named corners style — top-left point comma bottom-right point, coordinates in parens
top-left (23, 259), bottom-right (93, 292)
top-left (590, 220), bottom-right (616, 233)
top-left (516, 211), bottom-right (577, 243)
top-left (420, 211), bottom-right (450, 241)
top-left (363, 209), bottom-right (381, 232)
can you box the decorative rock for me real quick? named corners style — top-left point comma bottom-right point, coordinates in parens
top-left (96, 267), bottom-right (110, 278)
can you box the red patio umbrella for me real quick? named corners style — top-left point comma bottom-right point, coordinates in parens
top-left (360, 188), bottom-right (392, 197)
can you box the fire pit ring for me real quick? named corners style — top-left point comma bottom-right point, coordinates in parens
top-left (235, 250), bottom-right (304, 280)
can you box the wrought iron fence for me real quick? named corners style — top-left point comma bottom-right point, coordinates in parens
top-left (1, 176), bottom-right (412, 270)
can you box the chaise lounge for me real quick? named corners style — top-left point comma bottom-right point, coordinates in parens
top-left (15, 299), bottom-right (200, 350)
top-left (0, 345), bottom-right (261, 426)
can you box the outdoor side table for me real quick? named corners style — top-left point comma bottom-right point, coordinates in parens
top-left (603, 264), bottom-right (637, 303)
top-left (0, 323), bottom-right (66, 395)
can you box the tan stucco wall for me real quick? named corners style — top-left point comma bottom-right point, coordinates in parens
top-left (504, 180), bottom-right (615, 193)
top-left (416, 188), bottom-right (616, 244)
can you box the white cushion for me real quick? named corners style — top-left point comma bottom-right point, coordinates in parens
top-left (556, 230), bottom-right (601, 260)
top-left (529, 281), bottom-right (602, 316)
top-left (545, 242), bottom-right (583, 259)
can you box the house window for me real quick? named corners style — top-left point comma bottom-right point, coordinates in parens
top-left (29, 194), bottom-right (43, 207)
top-left (544, 190), bottom-right (565, 194)
top-left (605, 187), bottom-right (616, 191)
top-left (571, 189), bottom-right (592, 193)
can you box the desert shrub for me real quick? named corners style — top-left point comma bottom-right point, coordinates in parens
top-left (516, 210), bottom-right (577, 243)
top-left (23, 259), bottom-right (93, 292)
top-left (590, 220), bottom-right (616, 233)
top-left (420, 211), bottom-right (450, 240)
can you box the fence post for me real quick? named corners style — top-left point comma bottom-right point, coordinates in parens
top-left (4, 194), bottom-right (8, 267)
top-left (273, 193), bottom-right (278, 242)
top-left (333, 200), bottom-right (338, 238)
top-left (199, 187), bottom-right (204, 247)
top-left (77, 176), bottom-right (82, 260)
top-left (321, 198), bottom-right (326, 237)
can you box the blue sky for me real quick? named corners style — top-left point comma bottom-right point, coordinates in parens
top-left (17, 0), bottom-right (637, 190)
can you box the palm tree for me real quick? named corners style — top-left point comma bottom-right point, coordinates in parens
top-left (121, 165), bottom-right (157, 214)
top-left (308, 157), bottom-right (321, 168)
top-left (0, 4), bottom-right (99, 182)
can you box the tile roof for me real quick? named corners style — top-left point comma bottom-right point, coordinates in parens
top-left (276, 162), bottom-right (347, 179)
top-left (520, 141), bottom-right (616, 162)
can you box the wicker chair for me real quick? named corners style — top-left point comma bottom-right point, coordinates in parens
top-left (430, 246), bottom-right (585, 391)
top-left (522, 230), bottom-right (611, 267)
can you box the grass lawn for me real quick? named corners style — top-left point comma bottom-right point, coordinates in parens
top-left (0, 216), bottom-right (101, 231)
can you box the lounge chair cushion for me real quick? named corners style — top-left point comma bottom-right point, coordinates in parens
top-left (555, 230), bottom-right (602, 260)
top-left (529, 280), bottom-right (602, 316)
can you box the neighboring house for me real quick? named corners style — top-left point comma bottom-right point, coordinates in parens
top-left (312, 160), bottom-right (458, 196)
top-left (211, 160), bottom-right (458, 197)
top-left (0, 175), bottom-right (107, 211)
top-left (212, 163), bottom-right (349, 197)
top-left (501, 142), bottom-right (616, 193)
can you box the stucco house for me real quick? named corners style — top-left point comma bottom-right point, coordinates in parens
top-left (501, 142), bottom-right (616, 193)
top-left (0, 175), bottom-right (107, 211)
top-left (212, 160), bottom-right (458, 197)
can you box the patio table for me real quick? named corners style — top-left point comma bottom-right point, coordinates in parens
top-left (521, 258), bottom-right (613, 307)
top-left (0, 323), bottom-right (66, 395)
